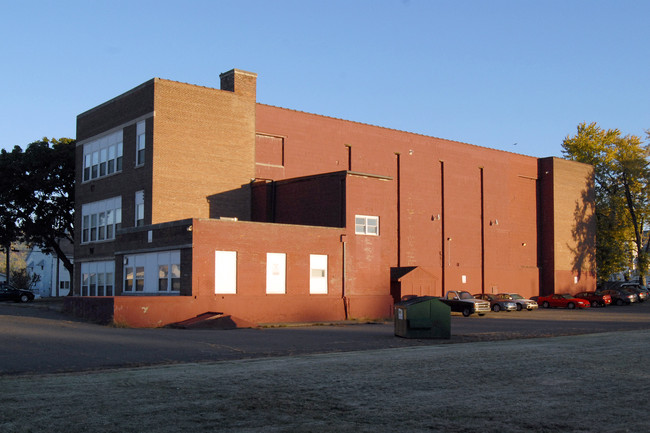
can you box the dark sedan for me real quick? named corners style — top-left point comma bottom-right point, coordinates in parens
top-left (574, 291), bottom-right (611, 307)
top-left (597, 288), bottom-right (637, 306)
top-left (0, 283), bottom-right (35, 303)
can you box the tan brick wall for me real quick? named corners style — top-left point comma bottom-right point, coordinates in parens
top-left (539, 157), bottom-right (596, 294)
top-left (552, 157), bottom-right (597, 291)
top-left (151, 78), bottom-right (256, 223)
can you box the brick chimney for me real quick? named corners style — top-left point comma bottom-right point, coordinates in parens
top-left (220, 69), bottom-right (257, 100)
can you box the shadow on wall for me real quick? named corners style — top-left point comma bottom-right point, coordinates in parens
top-left (207, 186), bottom-right (251, 220)
top-left (569, 178), bottom-right (596, 280)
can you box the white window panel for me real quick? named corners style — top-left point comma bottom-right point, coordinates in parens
top-left (215, 251), bottom-right (237, 294)
top-left (309, 254), bottom-right (328, 294)
top-left (266, 253), bottom-right (286, 294)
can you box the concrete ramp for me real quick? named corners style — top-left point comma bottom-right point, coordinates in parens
top-left (167, 312), bottom-right (259, 330)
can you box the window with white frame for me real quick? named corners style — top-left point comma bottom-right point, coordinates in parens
top-left (266, 253), bottom-right (286, 294)
top-left (135, 190), bottom-right (144, 227)
top-left (355, 215), bottom-right (379, 235)
top-left (81, 197), bottom-right (122, 243)
top-left (214, 251), bottom-right (237, 294)
top-left (309, 254), bottom-right (328, 294)
top-left (124, 250), bottom-right (180, 293)
top-left (136, 120), bottom-right (145, 166)
top-left (82, 130), bottom-right (123, 182)
top-left (80, 261), bottom-right (115, 296)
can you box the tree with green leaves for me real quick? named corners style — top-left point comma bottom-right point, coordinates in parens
top-left (0, 138), bottom-right (75, 287)
top-left (562, 122), bottom-right (650, 284)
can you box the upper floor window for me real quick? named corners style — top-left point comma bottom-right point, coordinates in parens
top-left (136, 120), bottom-right (145, 167)
top-left (135, 190), bottom-right (145, 227)
top-left (83, 130), bottom-right (123, 182)
top-left (81, 196), bottom-right (122, 244)
top-left (355, 215), bottom-right (379, 236)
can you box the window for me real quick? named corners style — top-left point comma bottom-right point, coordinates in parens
top-left (215, 251), bottom-right (237, 294)
top-left (135, 190), bottom-right (145, 227)
top-left (124, 266), bottom-right (134, 292)
top-left (105, 272), bottom-right (114, 296)
top-left (158, 265), bottom-right (169, 291)
top-left (124, 250), bottom-right (181, 294)
top-left (135, 267), bottom-right (145, 291)
top-left (81, 273), bottom-right (89, 296)
top-left (90, 214), bottom-right (97, 241)
top-left (82, 130), bottom-right (123, 182)
top-left (80, 261), bottom-right (115, 297)
top-left (82, 215), bottom-right (89, 243)
top-left (99, 148), bottom-right (107, 177)
top-left (171, 264), bottom-right (180, 291)
top-left (309, 254), bottom-right (328, 294)
top-left (136, 120), bottom-right (145, 166)
top-left (355, 215), bottom-right (379, 235)
top-left (266, 253), bottom-right (286, 294)
top-left (97, 273), bottom-right (105, 296)
top-left (98, 212), bottom-right (106, 240)
top-left (81, 197), bottom-right (122, 244)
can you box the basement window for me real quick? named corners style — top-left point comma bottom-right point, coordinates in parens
top-left (355, 215), bottom-right (379, 236)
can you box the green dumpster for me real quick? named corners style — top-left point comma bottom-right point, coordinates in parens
top-left (394, 296), bottom-right (451, 339)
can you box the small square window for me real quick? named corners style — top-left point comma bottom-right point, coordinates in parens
top-left (354, 215), bottom-right (379, 236)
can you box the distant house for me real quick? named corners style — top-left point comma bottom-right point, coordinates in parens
top-left (25, 241), bottom-right (73, 297)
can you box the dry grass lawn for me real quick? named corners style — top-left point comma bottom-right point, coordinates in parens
top-left (2, 330), bottom-right (649, 432)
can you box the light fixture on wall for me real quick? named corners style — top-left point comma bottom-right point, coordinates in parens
top-left (490, 219), bottom-right (499, 226)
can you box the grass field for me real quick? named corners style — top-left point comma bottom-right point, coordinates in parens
top-left (2, 329), bottom-right (648, 432)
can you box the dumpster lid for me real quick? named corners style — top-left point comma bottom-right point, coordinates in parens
top-left (395, 295), bottom-right (438, 307)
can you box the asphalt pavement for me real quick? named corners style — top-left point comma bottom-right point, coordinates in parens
top-left (2, 299), bottom-right (650, 375)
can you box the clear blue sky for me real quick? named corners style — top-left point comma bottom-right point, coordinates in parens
top-left (2, 0), bottom-right (649, 158)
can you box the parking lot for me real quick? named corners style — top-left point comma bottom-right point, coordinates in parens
top-left (2, 299), bottom-right (650, 375)
top-left (2, 299), bottom-right (650, 432)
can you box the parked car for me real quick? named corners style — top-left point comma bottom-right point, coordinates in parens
top-left (495, 293), bottom-right (538, 311)
top-left (538, 293), bottom-right (590, 309)
top-left (620, 284), bottom-right (648, 302)
top-left (0, 282), bottom-right (35, 303)
top-left (574, 291), bottom-right (611, 307)
top-left (439, 291), bottom-right (491, 317)
top-left (473, 293), bottom-right (517, 312)
top-left (596, 288), bottom-right (637, 306)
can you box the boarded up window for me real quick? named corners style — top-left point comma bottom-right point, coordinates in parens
top-left (256, 134), bottom-right (284, 167)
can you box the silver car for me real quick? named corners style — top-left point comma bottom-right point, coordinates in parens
top-left (474, 293), bottom-right (518, 312)
top-left (496, 293), bottom-right (538, 311)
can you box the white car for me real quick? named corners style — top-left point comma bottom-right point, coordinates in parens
top-left (496, 293), bottom-right (538, 311)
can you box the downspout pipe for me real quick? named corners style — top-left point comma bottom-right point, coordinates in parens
top-left (341, 234), bottom-right (348, 320)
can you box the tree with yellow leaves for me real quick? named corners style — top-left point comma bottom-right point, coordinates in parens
top-left (562, 122), bottom-right (650, 284)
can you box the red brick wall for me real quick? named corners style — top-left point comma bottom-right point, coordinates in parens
top-left (256, 104), bottom-right (546, 299)
top-left (191, 218), bottom-right (349, 323)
